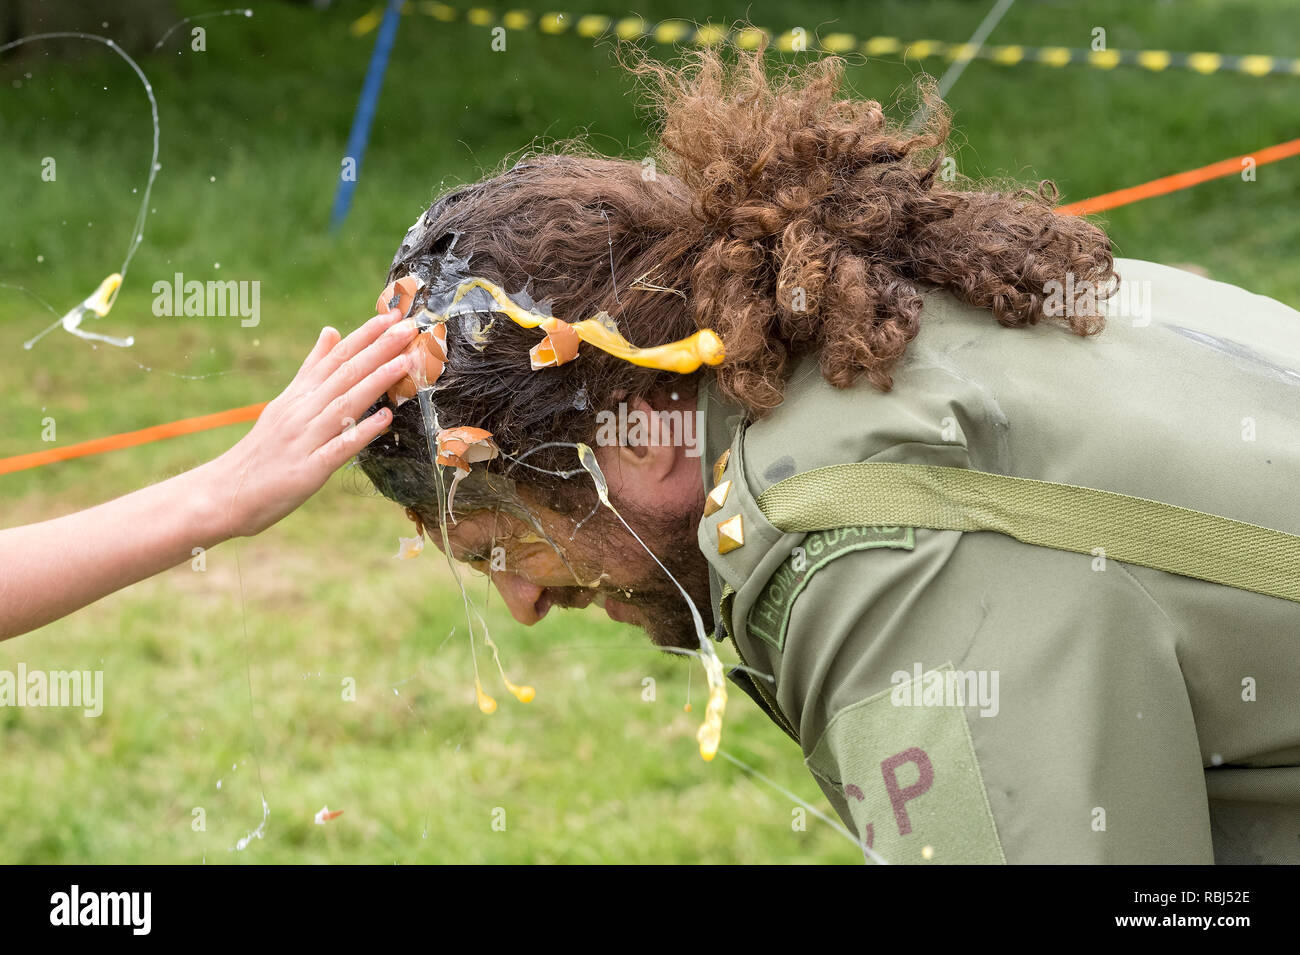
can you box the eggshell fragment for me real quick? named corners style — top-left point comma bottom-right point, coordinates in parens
top-left (435, 427), bottom-right (499, 517)
top-left (387, 321), bottom-right (447, 406)
top-left (528, 316), bottom-right (581, 369)
top-left (394, 508), bottom-right (425, 559)
top-left (394, 535), bottom-right (424, 559)
top-left (435, 426), bottom-right (498, 471)
top-left (374, 274), bottom-right (424, 318)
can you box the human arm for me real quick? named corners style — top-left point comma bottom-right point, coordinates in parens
top-left (0, 308), bottom-right (417, 640)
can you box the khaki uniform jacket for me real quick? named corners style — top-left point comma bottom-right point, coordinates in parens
top-left (696, 259), bottom-right (1300, 864)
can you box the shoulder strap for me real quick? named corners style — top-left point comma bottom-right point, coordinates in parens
top-left (755, 462), bottom-right (1300, 603)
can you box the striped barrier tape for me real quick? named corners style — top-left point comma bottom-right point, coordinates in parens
top-left (350, 3), bottom-right (1300, 78)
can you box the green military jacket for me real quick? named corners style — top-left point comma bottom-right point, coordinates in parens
top-left (696, 258), bottom-right (1300, 864)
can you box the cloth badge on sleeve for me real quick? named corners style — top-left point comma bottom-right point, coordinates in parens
top-left (748, 525), bottom-right (913, 651)
top-left (806, 665), bottom-right (1005, 865)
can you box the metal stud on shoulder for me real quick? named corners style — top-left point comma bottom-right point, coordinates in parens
top-left (716, 514), bottom-right (745, 555)
top-left (703, 479), bottom-right (731, 517)
top-left (712, 448), bottom-right (731, 487)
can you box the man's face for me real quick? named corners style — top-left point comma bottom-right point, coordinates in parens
top-left (434, 479), bottom-right (711, 649)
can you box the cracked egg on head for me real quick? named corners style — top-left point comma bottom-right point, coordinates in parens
top-left (357, 217), bottom-right (731, 759)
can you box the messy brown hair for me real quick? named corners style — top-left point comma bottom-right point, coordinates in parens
top-left (359, 47), bottom-right (1114, 518)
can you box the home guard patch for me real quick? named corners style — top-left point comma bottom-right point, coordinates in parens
top-left (747, 525), bottom-right (914, 651)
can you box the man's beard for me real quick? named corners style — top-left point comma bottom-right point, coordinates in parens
top-left (550, 492), bottom-right (713, 650)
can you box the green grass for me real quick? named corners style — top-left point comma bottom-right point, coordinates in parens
top-left (1, 0), bottom-right (1297, 862)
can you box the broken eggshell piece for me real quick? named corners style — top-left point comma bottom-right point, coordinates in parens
top-left (387, 320), bottom-right (447, 406)
top-left (394, 535), bottom-right (424, 559)
top-left (395, 506), bottom-right (426, 559)
top-left (528, 316), bottom-right (582, 369)
top-left (435, 427), bottom-right (501, 517)
top-left (375, 274), bottom-right (424, 318)
top-left (435, 426), bottom-right (498, 470)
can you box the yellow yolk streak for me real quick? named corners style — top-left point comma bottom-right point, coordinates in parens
top-left (437, 277), bottom-right (726, 374)
top-left (447, 277), bottom-right (550, 329)
top-left (575, 443), bottom-right (730, 761)
top-left (568, 320), bottom-right (724, 374)
top-left (696, 651), bottom-right (728, 761)
top-left (474, 676), bottom-right (498, 715)
top-left (485, 634), bottom-right (536, 704)
top-left (506, 680), bottom-right (536, 704)
top-left (85, 273), bottom-right (123, 316)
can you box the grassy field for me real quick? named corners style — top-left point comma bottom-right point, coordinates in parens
top-left (0, 0), bottom-right (1297, 863)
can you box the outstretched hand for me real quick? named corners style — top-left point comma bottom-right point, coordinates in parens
top-left (211, 308), bottom-right (417, 538)
top-left (0, 308), bottom-right (420, 641)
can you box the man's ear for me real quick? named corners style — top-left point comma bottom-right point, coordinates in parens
top-left (613, 396), bottom-right (679, 483)
top-left (592, 390), bottom-right (703, 516)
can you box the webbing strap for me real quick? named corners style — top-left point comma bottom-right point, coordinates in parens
top-left (755, 462), bottom-right (1300, 603)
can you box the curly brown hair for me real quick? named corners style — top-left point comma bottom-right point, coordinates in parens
top-left (644, 49), bottom-right (1113, 410)
top-left (359, 47), bottom-right (1115, 517)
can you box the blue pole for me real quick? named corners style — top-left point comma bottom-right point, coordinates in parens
top-left (330, 0), bottom-right (403, 231)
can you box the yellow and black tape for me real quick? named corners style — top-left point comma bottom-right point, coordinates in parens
top-left (351, 3), bottom-right (1300, 78)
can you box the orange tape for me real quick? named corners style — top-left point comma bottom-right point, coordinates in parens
top-left (1057, 137), bottom-right (1300, 216)
top-left (0, 402), bottom-right (267, 476)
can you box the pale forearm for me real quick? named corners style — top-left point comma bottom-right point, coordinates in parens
top-left (0, 309), bottom-right (413, 643)
top-left (0, 459), bottom-right (231, 640)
